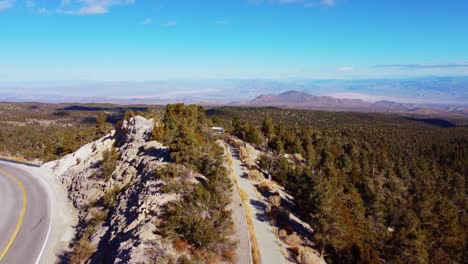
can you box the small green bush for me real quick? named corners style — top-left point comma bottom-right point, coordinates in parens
top-left (103, 185), bottom-right (123, 208)
top-left (100, 148), bottom-right (119, 180)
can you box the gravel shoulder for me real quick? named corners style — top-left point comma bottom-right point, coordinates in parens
top-left (40, 162), bottom-right (78, 264)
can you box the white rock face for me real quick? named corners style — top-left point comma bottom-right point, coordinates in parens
top-left (43, 116), bottom-right (176, 263)
top-left (44, 132), bottom-right (116, 208)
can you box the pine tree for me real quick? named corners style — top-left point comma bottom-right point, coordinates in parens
top-left (261, 115), bottom-right (275, 138)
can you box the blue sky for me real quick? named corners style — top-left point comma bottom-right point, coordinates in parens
top-left (0, 0), bottom-right (468, 82)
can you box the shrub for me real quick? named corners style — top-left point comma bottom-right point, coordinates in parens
top-left (69, 240), bottom-right (96, 264)
top-left (269, 206), bottom-right (290, 227)
top-left (298, 246), bottom-right (325, 264)
top-left (268, 195), bottom-right (282, 208)
top-left (177, 255), bottom-right (194, 264)
top-left (103, 185), bottom-right (123, 208)
top-left (90, 208), bottom-right (108, 225)
top-left (278, 229), bottom-right (288, 238)
top-left (257, 180), bottom-right (274, 193)
top-left (163, 185), bottom-right (231, 250)
top-left (248, 170), bottom-right (264, 181)
top-left (145, 243), bottom-right (174, 264)
top-left (222, 247), bottom-right (237, 263)
top-left (173, 238), bottom-right (190, 252)
top-left (285, 232), bottom-right (302, 247)
top-left (100, 147), bottom-right (119, 180)
top-left (158, 164), bottom-right (192, 194)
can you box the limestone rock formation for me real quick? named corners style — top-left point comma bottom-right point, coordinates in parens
top-left (43, 116), bottom-right (176, 263)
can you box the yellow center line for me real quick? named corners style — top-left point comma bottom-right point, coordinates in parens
top-left (0, 168), bottom-right (27, 262)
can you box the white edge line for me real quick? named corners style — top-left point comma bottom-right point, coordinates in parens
top-left (34, 167), bottom-right (53, 264)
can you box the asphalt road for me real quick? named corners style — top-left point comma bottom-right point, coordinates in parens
top-left (0, 161), bottom-right (51, 264)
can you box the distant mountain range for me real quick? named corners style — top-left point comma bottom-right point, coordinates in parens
top-left (231, 90), bottom-right (468, 116)
top-left (1, 77), bottom-right (467, 117)
top-left (1, 77), bottom-right (468, 106)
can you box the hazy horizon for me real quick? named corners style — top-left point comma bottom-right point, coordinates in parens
top-left (1, 76), bottom-right (467, 106)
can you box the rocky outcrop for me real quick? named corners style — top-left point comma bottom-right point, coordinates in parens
top-left (43, 116), bottom-right (175, 263)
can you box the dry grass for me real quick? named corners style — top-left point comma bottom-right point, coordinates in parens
top-left (248, 169), bottom-right (264, 181)
top-left (268, 195), bottom-right (282, 208)
top-left (206, 254), bottom-right (222, 264)
top-left (238, 188), bottom-right (261, 264)
top-left (228, 136), bottom-right (253, 165)
top-left (257, 180), bottom-right (275, 193)
top-left (172, 238), bottom-right (190, 253)
top-left (298, 246), bottom-right (325, 264)
top-left (225, 145), bottom-right (234, 167)
top-left (239, 146), bottom-right (250, 162)
top-left (90, 208), bottom-right (108, 225)
top-left (239, 188), bottom-right (249, 202)
top-left (222, 247), bottom-right (237, 263)
top-left (173, 238), bottom-right (190, 252)
top-left (69, 239), bottom-right (96, 264)
top-left (285, 232), bottom-right (302, 247)
top-left (278, 229), bottom-right (288, 239)
top-left (0, 155), bottom-right (34, 164)
top-left (102, 184), bottom-right (123, 208)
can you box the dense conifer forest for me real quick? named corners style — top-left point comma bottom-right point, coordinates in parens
top-left (0, 103), bottom-right (162, 161)
top-left (208, 107), bottom-right (467, 264)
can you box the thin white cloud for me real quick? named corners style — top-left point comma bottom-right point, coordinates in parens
top-left (321, 0), bottom-right (335, 6)
top-left (61, 0), bottom-right (71, 6)
top-left (141, 18), bottom-right (152, 25)
top-left (58, 0), bottom-right (135, 15)
top-left (163, 21), bottom-right (177, 27)
top-left (375, 62), bottom-right (468, 69)
top-left (338, 66), bottom-right (353, 72)
top-left (0, 0), bottom-right (15, 11)
top-left (26, 0), bottom-right (34, 8)
top-left (60, 5), bottom-right (107, 15)
top-left (257, 0), bottom-right (336, 7)
top-left (38, 7), bottom-right (50, 15)
top-left (276, 0), bottom-right (304, 3)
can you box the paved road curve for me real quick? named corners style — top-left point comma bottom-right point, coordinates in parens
top-left (0, 161), bottom-right (51, 264)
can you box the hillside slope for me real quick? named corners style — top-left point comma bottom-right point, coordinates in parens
top-left (43, 116), bottom-right (175, 263)
top-left (41, 108), bottom-right (250, 264)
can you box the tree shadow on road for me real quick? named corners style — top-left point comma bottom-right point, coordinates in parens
top-left (250, 199), bottom-right (270, 222)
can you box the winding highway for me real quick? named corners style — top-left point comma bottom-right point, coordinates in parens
top-left (0, 161), bottom-right (51, 264)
